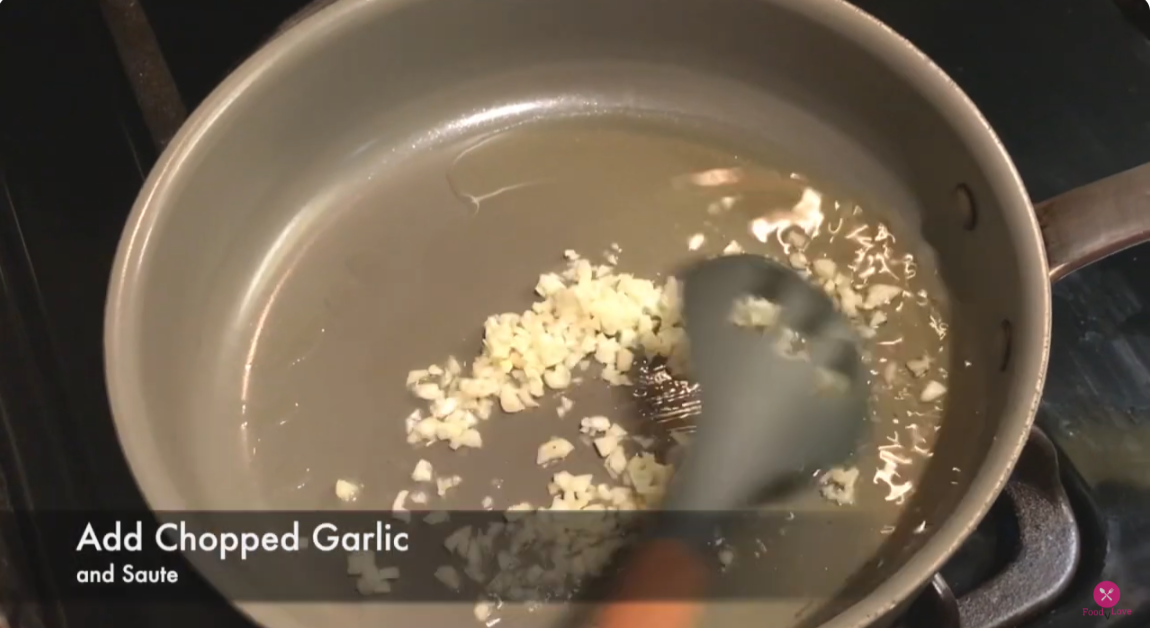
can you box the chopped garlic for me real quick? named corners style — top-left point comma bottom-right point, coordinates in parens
top-left (403, 409), bottom-right (422, 434)
top-left (434, 565), bottom-right (462, 590)
top-left (819, 466), bottom-right (860, 506)
top-left (505, 503), bottom-right (533, 521)
top-left (347, 550), bottom-right (374, 576)
top-left (690, 167), bottom-right (742, 186)
top-left (448, 427), bottom-right (483, 450)
top-left (356, 577), bottom-right (390, 595)
top-left (813, 258), bottom-right (837, 280)
top-left (731, 295), bottom-right (780, 329)
top-left (537, 437), bottom-right (575, 465)
top-left (907, 356), bottom-right (931, 378)
top-left (626, 453), bottom-right (672, 498)
top-left (437, 475), bottom-right (462, 497)
top-left (391, 490), bottom-right (411, 522)
top-left (882, 361), bottom-right (898, 385)
top-left (535, 273), bottom-right (567, 297)
top-left (862, 284), bottom-right (902, 310)
top-left (443, 526), bottom-right (473, 555)
top-left (411, 459), bottom-right (434, 482)
top-left (580, 416), bottom-right (612, 435)
top-left (603, 448), bottom-right (628, 478)
top-left (723, 240), bottom-right (744, 255)
top-left (474, 600), bottom-right (494, 622)
top-left (616, 347), bottom-right (635, 372)
top-left (920, 380), bottom-right (947, 403)
top-left (594, 435), bottom-right (621, 458)
top-left (543, 365), bottom-right (572, 389)
top-left (377, 566), bottom-right (400, 580)
top-left (402, 252), bottom-right (686, 451)
top-left (349, 551), bottom-right (398, 596)
top-left (481, 496), bottom-right (494, 509)
top-left (409, 491), bottom-right (428, 504)
top-left (556, 396), bottom-right (574, 417)
top-left (383, 246), bottom-right (947, 600)
top-left (335, 479), bottom-right (361, 503)
top-left (838, 285), bottom-right (863, 317)
top-left (412, 382), bottom-right (442, 400)
top-left (499, 386), bottom-right (527, 413)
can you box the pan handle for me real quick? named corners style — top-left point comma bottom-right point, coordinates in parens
top-left (900, 428), bottom-right (1081, 628)
top-left (1035, 163), bottom-right (1149, 282)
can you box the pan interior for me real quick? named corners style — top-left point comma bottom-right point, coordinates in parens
top-left (115, 1), bottom-right (1046, 627)
top-left (156, 85), bottom-right (949, 628)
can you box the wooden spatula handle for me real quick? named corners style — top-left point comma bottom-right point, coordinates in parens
top-left (593, 538), bottom-right (709, 628)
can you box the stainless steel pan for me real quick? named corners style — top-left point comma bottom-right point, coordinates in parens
top-left (103, 1), bottom-right (1149, 627)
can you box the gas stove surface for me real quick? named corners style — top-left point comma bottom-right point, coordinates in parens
top-left (0, 1), bottom-right (1146, 628)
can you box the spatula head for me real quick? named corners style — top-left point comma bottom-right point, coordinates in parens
top-left (660, 254), bottom-right (869, 512)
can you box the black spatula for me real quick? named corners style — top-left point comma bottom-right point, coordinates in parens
top-left (595, 254), bottom-right (869, 628)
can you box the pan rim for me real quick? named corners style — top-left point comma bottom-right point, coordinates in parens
top-left (102, 0), bottom-right (1052, 626)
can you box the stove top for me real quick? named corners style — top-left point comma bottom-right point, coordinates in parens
top-left (0, 1), bottom-right (1146, 627)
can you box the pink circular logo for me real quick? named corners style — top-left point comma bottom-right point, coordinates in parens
top-left (1094, 581), bottom-right (1120, 608)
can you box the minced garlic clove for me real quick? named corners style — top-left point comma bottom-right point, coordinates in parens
top-left (819, 466), bottom-right (860, 506)
top-left (556, 396), bottom-right (574, 417)
top-left (436, 475), bottom-right (462, 497)
top-left (594, 435), bottom-right (621, 458)
top-left (499, 385), bottom-right (526, 413)
top-left (580, 416), bottom-right (612, 435)
top-left (862, 284), bottom-right (902, 310)
top-left (433, 565), bottom-right (462, 590)
top-left (907, 356), bottom-right (931, 378)
top-left (536, 437), bottom-right (575, 465)
top-left (920, 380), bottom-right (947, 403)
top-left (813, 258), bottom-right (837, 280)
top-left (335, 479), bottom-right (361, 503)
top-left (722, 240), bottom-right (744, 255)
top-left (411, 459), bottom-right (434, 482)
top-left (473, 599), bottom-right (494, 622)
top-left (391, 490), bottom-right (411, 522)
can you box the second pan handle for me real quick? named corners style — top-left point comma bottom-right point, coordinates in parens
top-left (900, 428), bottom-right (1081, 628)
top-left (1036, 163), bottom-right (1149, 283)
